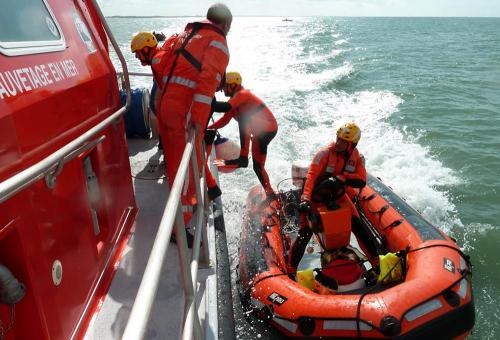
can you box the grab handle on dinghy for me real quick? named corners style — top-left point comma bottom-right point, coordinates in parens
top-left (368, 204), bottom-right (390, 225)
top-left (382, 219), bottom-right (404, 231)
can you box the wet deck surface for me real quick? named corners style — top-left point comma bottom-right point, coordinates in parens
top-left (85, 138), bottom-right (218, 339)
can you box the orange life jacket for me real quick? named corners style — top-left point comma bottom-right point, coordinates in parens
top-left (302, 143), bottom-right (366, 201)
top-left (156, 21), bottom-right (229, 125)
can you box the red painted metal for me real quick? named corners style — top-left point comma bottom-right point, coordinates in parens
top-left (0, 1), bottom-right (137, 339)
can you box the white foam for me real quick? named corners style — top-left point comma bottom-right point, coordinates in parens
top-left (330, 49), bottom-right (345, 58)
top-left (112, 17), bottom-right (465, 245)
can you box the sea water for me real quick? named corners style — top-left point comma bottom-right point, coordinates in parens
top-left (109, 16), bottom-right (500, 339)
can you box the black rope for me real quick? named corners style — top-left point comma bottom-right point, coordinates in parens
top-left (358, 193), bottom-right (376, 201)
top-left (399, 266), bottom-right (471, 324)
top-left (0, 305), bottom-right (15, 340)
top-left (245, 255), bottom-right (374, 301)
top-left (243, 243), bottom-right (472, 337)
top-left (353, 244), bottom-right (472, 337)
top-left (132, 175), bottom-right (165, 180)
top-left (355, 249), bottom-right (406, 337)
top-left (209, 115), bottom-right (222, 139)
top-left (407, 243), bottom-right (472, 268)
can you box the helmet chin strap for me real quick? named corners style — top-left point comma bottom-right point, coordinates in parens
top-left (226, 84), bottom-right (239, 97)
top-left (138, 47), bottom-right (154, 65)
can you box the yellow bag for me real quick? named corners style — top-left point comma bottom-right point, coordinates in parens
top-left (297, 269), bottom-right (315, 290)
top-left (378, 252), bottom-right (403, 284)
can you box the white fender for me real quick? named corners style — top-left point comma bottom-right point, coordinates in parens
top-left (291, 160), bottom-right (310, 188)
top-left (214, 136), bottom-right (240, 160)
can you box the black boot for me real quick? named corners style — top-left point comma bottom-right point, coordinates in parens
top-left (185, 229), bottom-right (194, 248)
top-left (288, 227), bottom-right (313, 269)
top-left (170, 229), bottom-right (195, 248)
top-left (207, 185), bottom-right (222, 201)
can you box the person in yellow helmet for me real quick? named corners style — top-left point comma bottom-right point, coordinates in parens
top-left (208, 72), bottom-right (278, 198)
top-left (288, 123), bottom-right (366, 272)
top-left (130, 31), bottom-right (158, 63)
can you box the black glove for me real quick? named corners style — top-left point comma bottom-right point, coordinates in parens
top-left (298, 200), bottom-right (311, 213)
top-left (224, 156), bottom-right (248, 168)
top-left (204, 129), bottom-right (217, 145)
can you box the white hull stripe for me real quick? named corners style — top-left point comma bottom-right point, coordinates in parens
top-left (162, 75), bottom-right (197, 89)
top-left (323, 320), bottom-right (372, 331)
top-left (194, 94), bottom-right (212, 105)
top-left (405, 298), bottom-right (443, 322)
top-left (458, 256), bottom-right (468, 298)
top-left (458, 278), bottom-right (468, 298)
top-left (209, 40), bottom-right (229, 56)
top-left (272, 316), bottom-right (297, 334)
top-left (250, 298), bottom-right (266, 309)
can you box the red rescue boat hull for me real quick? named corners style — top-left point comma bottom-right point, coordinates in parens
top-left (0, 1), bottom-right (136, 339)
top-left (238, 175), bottom-right (474, 338)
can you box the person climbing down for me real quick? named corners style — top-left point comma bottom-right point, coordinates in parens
top-left (208, 72), bottom-right (278, 198)
top-left (201, 96), bottom-right (237, 201)
top-left (288, 122), bottom-right (366, 272)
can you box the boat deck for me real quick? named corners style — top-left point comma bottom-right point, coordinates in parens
top-left (85, 138), bottom-right (218, 340)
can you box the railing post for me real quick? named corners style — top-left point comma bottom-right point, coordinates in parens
top-left (181, 137), bottom-right (204, 340)
top-left (200, 189), bottom-right (210, 268)
top-left (196, 136), bottom-right (210, 267)
top-left (122, 130), bottom-right (197, 340)
top-left (175, 198), bottom-right (202, 340)
top-left (89, 0), bottom-right (131, 108)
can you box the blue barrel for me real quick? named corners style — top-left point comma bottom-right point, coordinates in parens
top-left (120, 88), bottom-right (151, 139)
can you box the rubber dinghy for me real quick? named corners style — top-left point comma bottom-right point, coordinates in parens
top-left (238, 173), bottom-right (475, 339)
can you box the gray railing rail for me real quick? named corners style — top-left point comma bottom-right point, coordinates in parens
top-left (126, 71), bottom-right (152, 77)
top-left (0, 0), bottom-right (131, 204)
top-left (121, 128), bottom-right (210, 340)
top-left (119, 57), bottom-right (212, 340)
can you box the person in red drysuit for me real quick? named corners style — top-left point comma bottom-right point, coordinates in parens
top-left (208, 72), bottom-right (278, 197)
top-left (288, 123), bottom-right (366, 272)
top-left (131, 4), bottom-right (232, 246)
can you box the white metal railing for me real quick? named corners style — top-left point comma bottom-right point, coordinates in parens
top-left (127, 71), bottom-right (153, 77)
top-left (94, 10), bottom-right (212, 340)
top-left (122, 128), bottom-right (211, 340)
top-left (0, 0), bottom-right (131, 204)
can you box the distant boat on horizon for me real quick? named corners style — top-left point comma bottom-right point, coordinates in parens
top-left (282, 18), bottom-right (293, 22)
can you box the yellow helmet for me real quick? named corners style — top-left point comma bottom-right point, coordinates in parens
top-left (130, 32), bottom-right (158, 53)
top-left (225, 72), bottom-right (242, 85)
top-left (337, 123), bottom-right (361, 143)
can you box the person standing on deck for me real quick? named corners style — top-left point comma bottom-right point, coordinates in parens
top-left (288, 123), bottom-right (366, 272)
top-left (208, 72), bottom-right (278, 198)
top-left (131, 3), bottom-right (232, 245)
top-left (131, 3), bottom-right (233, 246)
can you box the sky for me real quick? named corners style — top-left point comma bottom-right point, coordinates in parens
top-left (96, 0), bottom-right (500, 17)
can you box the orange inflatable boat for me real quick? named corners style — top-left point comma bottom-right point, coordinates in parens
top-left (238, 174), bottom-right (474, 338)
